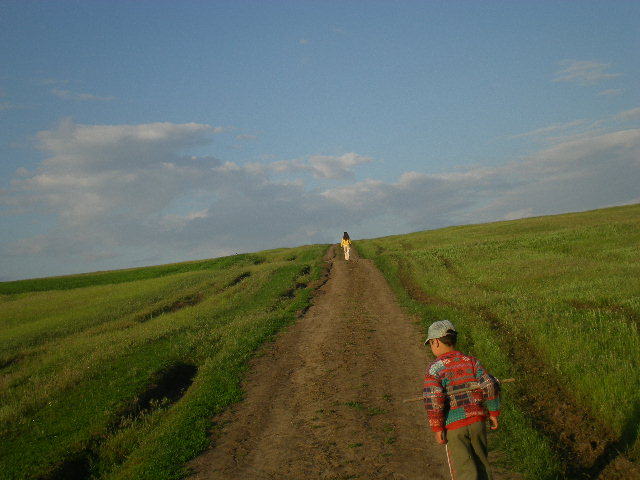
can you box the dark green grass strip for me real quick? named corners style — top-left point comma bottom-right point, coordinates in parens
top-left (0, 254), bottom-right (265, 294)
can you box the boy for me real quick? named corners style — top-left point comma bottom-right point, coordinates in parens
top-left (423, 320), bottom-right (500, 480)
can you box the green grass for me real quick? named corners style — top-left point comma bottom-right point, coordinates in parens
top-left (4, 204), bottom-right (639, 479)
top-left (357, 204), bottom-right (640, 479)
top-left (0, 255), bottom-right (265, 295)
top-left (0, 245), bottom-right (328, 480)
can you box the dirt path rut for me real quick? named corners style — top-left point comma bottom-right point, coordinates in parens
top-left (187, 246), bottom-right (459, 479)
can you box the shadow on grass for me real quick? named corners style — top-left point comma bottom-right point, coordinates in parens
top-left (40, 363), bottom-right (198, 480)
top-left (588, 402), bottom-right (640, 477)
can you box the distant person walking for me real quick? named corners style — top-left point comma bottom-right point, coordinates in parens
top-left (423, 320), bottom-right (501, 480)
top-left (340, 232), bottom-right (352, 261)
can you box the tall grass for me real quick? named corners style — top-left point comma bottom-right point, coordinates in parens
top-left (0, 246), bottom-right (327, 480)
top-left (357, 204), bottom-right (640, 479)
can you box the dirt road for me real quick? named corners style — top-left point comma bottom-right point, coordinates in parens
top-left (188, 246), bottom-right (501, 480)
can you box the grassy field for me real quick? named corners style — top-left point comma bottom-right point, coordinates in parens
top-left (357, 204), bottom-right (640, 479)
top-left (3, 204), bottom-right (638, 480)
top-left (0, 245), bottom-right (328, 480)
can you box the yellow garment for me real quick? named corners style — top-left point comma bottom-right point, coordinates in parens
top-left (341, 238), bottom-right (352, 247)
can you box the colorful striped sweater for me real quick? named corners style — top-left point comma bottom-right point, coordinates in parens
top-left (423, 350), bottom-right (501, 432)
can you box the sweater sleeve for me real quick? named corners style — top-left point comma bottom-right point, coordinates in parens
top-left (475, 360), bottom-right (501, 415)
top-left (423, 366), bottom-right (446, 432)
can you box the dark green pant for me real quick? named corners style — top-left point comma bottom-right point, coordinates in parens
top-left (445, 421), bottom-right (492, 480)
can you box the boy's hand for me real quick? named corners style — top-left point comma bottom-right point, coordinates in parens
top-left (434, 430), bottom-right (447, 445)
top-left (489, 415), bottom-right (499, 430)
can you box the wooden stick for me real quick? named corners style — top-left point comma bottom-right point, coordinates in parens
top-left (402, 378), bottom-right (515, 403)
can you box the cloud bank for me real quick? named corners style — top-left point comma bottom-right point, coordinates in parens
top-left (1, 112), bottom-right (639, 280)
top-left (553, 60), bottom-right (622, 86)
top-left (52, 89), bottom-right (115, 101)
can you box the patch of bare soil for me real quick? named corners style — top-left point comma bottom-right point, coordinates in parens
top-left (187, 246), bottom-right (519, 480)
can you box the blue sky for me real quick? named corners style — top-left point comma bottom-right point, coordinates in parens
top-left (1, 0), bottom-right (639, 281)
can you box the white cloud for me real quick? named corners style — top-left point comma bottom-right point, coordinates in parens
top-left (252, 152), bottom-right (373, 180)
top-left (8, 235), bottom-right (48, 256)
top-left (501, 208), bottom-right (534, 221)
top-left (52, 88), bottom-right (115, 101)
top-left (509, 119), bottom-right (589, 140)
top-left (508, 106), bottom-right (640, 145)
top-left (553, 60), bottom-right (621, 86)
top-left (460, 129), bottom-right (640, 224)
top-left (0, 88), bottom-right (27, 111)
top-left (0, 102), bottom-right (17, 111)
top-left (613, 107), bottom-right (640, 122)
top-left (36, 118), bottom-right (222, 170)
top-left (37, 78), bottom-right (69, 86)
top-left (598, 89), bottom-right (624, 96)
top-left (2, 113), bottom-right (640, 280)
top-left (237, 134), bottom-right (257, 140)
top-left (308, 153), bottom-right (373, 179)
top-left (321, 129), bottom-right (640, 231)
top-left (6, 120), bottom-right (228, 232)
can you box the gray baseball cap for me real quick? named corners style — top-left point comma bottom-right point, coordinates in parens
top-left (424, 320), bottom-right (456, 345)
